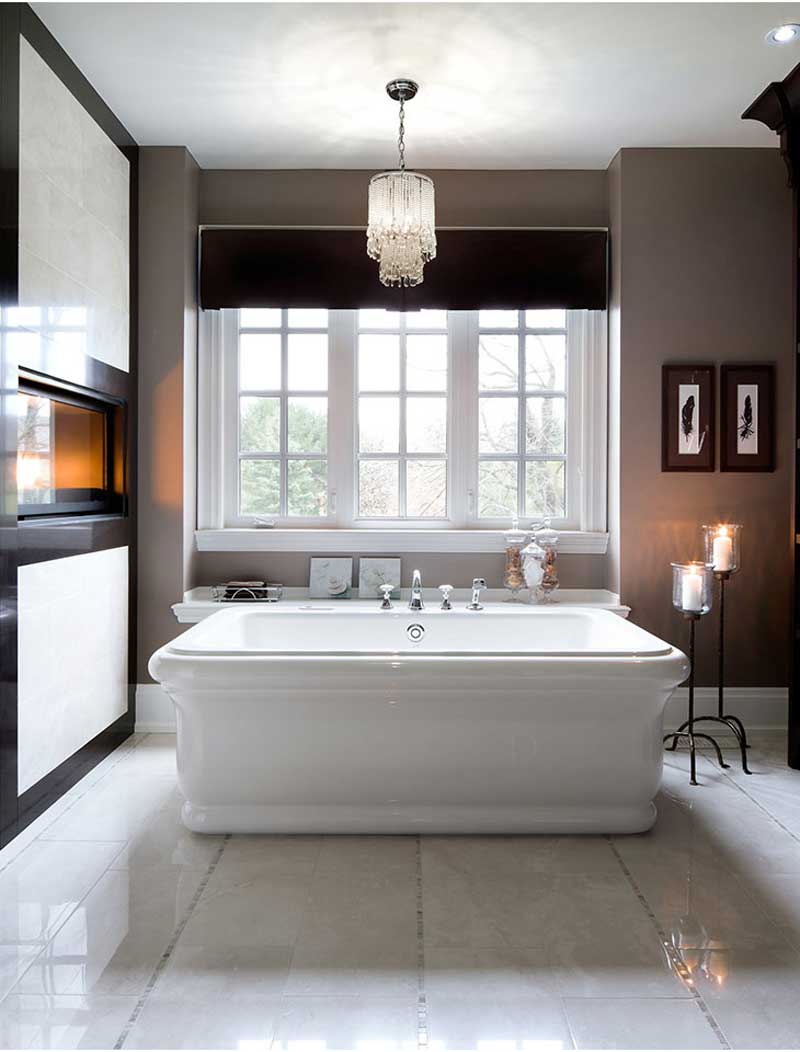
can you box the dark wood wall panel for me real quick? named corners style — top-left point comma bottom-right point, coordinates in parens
top-left (0, 3), bottom-right (21, 848)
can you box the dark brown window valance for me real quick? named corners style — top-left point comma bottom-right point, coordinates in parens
top-left (199, 227), bottom-right (608, 311)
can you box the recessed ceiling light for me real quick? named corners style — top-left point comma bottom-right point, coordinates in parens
top-left (766, 23), bottom-right (800, 44)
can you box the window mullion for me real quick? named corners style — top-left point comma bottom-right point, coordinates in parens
top-left (280, 311), bottom-right (288, 518)
top-left (517, 313), bottom-right (525, 520)
top-left (328, 309), bottom-right (356, 527)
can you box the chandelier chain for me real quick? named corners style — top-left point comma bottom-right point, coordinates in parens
top-left (397, 98), bottom-right (406, 171)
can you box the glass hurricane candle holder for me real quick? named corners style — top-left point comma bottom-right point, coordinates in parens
top-left (671, 562), bottom-right (714, 618)
top-left (702, 523), bottom-right (742, 577)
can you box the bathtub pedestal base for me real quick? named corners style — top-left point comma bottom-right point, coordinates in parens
top-left (181, 800), bottom-right (658, 836)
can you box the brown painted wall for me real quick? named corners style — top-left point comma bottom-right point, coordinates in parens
top-left (137, 146), bottom-right (199, 681)
top-left (194, 552), bottom-right (605, 592)
top-left (199, 169), bottom-right (609, 228)
top-left (610, 148), bottom-right (793, 687)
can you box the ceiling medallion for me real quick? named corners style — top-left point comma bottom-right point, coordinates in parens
top-left (366, 78), bottom-right (436, 287)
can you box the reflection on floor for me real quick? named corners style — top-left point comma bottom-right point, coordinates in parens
top-left (0, 732), bottom-right (799, 1050)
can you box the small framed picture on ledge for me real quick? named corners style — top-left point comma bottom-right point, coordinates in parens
top-left (661, 364), bottom-right (715, 471)
top-left (721, 364), bottom-right (775, 472)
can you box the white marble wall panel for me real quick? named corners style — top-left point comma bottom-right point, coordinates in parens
top-left (17, 38), bottom-right (130, 373)
top-left (17, 547), bottom-right (129, 795)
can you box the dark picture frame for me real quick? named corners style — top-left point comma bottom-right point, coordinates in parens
top-left (661, 364), bottom-right (715, 472)
top-left (720, 363), bottom-right (775, 472)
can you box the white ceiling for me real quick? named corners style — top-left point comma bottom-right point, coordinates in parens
top-left (32, 2), bottom-right (800, 169)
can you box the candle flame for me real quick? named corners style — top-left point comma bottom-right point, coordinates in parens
top-left (718, 525), bottom-right (729, 538)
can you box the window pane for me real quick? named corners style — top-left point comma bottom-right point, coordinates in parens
top-left (288, 459), bottom-right (327, 516)
top-left (525, 334), bottom-right (566, 391)
top-left (288, 308), bottom-right (327, 328)
top-left (288, 397), bottom-right (327, 453)
top-left (359, 309), bottom-right (400, 329)
top-left (359, 335), bottom-right (400, 391)
top-left (526, 397), bottom-right (566, 454)
top-left (239, 334), bottom-right (281, 390)
top-left (240, 397), bottom-right (280, 452)
top-left (240, 308), bottom-right (281, 328)
top-left (405, 310), bottom-right (447, 329)
top-left (479, 334), bottom-right (518, 391)
top-left (479, 397), bottom-right (518, 454)
top-left (240, 459), bottom-right (280, 515)
top-left (288, 333), bottom-right (328, 391)
top-left (359, 459), bottom-right (399, 517)
top-left (407, 335), bottom-right (447, 391)
top-left (479, 460), bottom-right (518, 518)
top-left (479, 310), bottom-right (518, 328)
top-left (407, 460), bottom-right (447, 518)
top-left (407, 397), bottom-right (447, 453)
top-left (525, 309), bottom-right (566, 329)
top-left (359, 396), bottom-right (399, 453)
top-left (525, 460), bottom-right (566, 519)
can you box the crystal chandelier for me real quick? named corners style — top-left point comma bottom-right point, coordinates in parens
top-left (367, 79), bottom-right (436, 287)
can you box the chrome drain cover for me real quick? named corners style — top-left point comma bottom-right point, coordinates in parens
top-left (406, 623), bottom-right (426, 643)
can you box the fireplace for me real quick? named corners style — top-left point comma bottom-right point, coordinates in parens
top-left (17, 372), bottom-right (126, 518)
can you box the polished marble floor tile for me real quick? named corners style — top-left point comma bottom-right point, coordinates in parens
top-left (425, 995), bottom-right (574, 1051)
top-left (0, 993), bottom-right (139, 1050)
top-left (153, 942), bottom-right (292, 1001)
top-left (37, 774), bottom-right (174, 844)
top-left (691, 941), bottom-right (800, 1049)
top-left (271, 995), bottom-right (418, 1050)
top-left (177, 867), bottom-right (312, 950)
top-left (0, 841), bottom-right (124, 948)
top-left (107, 807), bottom-right (224, 872)
top-left (119, 995), bottom-right (282, 1050)
top-left (563, 997), bottom-right (721, 1050)
top-left (424, 946), bottom-right (559, 999)
top-left (14, 865), bottom-right (208, 997)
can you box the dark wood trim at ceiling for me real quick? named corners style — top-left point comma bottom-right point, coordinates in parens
top-left (744, 63), bottom-right (800, 769)
top-left (0, 4), bottom-right (139, 846)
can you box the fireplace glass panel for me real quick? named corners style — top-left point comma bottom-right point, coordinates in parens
top-left (18, 381), bottom-right (121, 517)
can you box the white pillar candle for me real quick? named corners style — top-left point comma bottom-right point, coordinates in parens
top-left (681, 568), bottom-right (703, 612)
top-left (712, 530), bottom-right (733, 572)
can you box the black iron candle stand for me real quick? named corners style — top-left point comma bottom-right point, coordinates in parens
top-left (672, 571), bottom-right (751, 774)
top-left (664, 612), bottom-right (730, 786)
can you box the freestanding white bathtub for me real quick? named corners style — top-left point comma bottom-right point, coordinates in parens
top-left (149, 604), bottom-right (688, 835)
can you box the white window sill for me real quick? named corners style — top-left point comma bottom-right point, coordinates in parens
top-left (173, 587), bottom-right (627, 623)
top-left (195, 528), bottom-right (609, 555)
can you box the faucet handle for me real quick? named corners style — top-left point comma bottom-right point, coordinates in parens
top-left (379, 584), bottom-right (395, 609)
top-left (438, 584), bottom-right (454, 610)
top-left (468, 578), bottom-right (487, 611)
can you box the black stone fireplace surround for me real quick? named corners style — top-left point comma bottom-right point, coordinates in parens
top-left (0, 4), bottom-right (139, 847)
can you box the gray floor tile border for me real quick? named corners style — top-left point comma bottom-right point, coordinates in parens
top-left (112, 833), bottom-right (231, 1050)
top-left (604, 836), bottom-right (730, 1050)
top-left (414, 834), bottom-right (428, 1051)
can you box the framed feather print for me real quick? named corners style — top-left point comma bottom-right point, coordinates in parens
top-left (661, 364), bottom-right (715, 471)
top-left (721, 364), bottom-right (775, 472)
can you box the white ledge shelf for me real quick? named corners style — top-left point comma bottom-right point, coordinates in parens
top-left (173, 588), bottom-right (629, 624)
top-left (195, 529), bottom-right (609, 556)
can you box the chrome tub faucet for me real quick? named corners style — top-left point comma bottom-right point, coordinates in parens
top-left (409, 568), bottom-right (424, 611)
top-left (468, 577), bottom-right (486, 611)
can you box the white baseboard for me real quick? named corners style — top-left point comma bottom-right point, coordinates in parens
top-left (664, 687), bottom-right (787, 732)
top-left (137, 683), bottom-right (788, 735)
top-left (135, 684), bottom-right (176, 732)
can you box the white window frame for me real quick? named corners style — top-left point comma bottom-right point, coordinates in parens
top-left (197, 308), bottom-right (608, 553)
